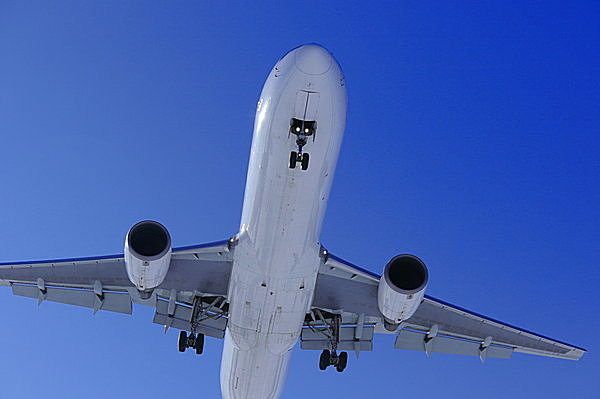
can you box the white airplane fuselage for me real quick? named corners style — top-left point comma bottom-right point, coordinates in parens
top-left (220, 45), bottom-right (347, 399)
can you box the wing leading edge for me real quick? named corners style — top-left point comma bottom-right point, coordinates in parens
top-left (311, 252), bottom-right (586, 361)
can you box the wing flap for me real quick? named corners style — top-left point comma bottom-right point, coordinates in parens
top-left (12, 284), bottom-right (132, 314)
top-left (409, 297), bottom-right (585, 360)
top-left (300, 325), bottom-right (375, 351)
top-left (395, 328), bottom-right (512, 359)
top-left (301, 340), bottom-right (374, 351)
top-left (153, 298), bottom-right (228, 339)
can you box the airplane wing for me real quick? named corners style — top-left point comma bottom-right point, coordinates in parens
top-left (307, 251), bottom-right (586, 361)
top-left (0, 240), bottom-right (233, 339)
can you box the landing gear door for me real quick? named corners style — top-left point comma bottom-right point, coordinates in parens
top-left (294, 90), bottom-right (320, 121)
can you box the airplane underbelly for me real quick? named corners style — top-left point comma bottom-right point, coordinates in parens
top-left (220, 330), bottom-right (292, 399)
top-left (221, 44), bottom-right (346, 399)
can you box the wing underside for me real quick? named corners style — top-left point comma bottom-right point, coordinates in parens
top-left (309, 252), bottom-right (585, 361)
top-left (0, 245), bottom-right (586, 359)
top-left (0, 241), bottom-right (233, 338)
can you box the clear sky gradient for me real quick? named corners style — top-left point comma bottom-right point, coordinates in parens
top-left (0, 2), bottom-right (598, 398)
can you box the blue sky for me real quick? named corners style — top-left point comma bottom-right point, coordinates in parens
top-left (0, 1), bottom-right (598, 398)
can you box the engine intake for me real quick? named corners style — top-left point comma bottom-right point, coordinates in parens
top-left (128, 221), bottom-right (170, 257)
top-left (378, 255), bottom-right (428, 329)
top-left (125, 220), bottom-right (172, 298)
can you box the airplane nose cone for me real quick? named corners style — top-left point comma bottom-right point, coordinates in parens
top-left (294, 44), bottom-right (333, 75)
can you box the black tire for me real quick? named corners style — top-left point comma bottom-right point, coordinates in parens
top-left (336, 351), bottom-right (348, 372)
top-left (301, 152), bottom-right (309, 170)
top-left (195, 333), bottom-right (205, 355)
top-left (289, 151), bottom-right (298, 169)
top-left (319, 349), bottom-right (330, 370)
top-left (178, 331), bottom-right (187, 352)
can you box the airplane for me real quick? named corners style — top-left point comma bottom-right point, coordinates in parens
top-left (0, 44), bottom-right (585, 399)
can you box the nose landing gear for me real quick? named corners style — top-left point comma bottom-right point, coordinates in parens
top-left (289, 151), bottom-right (310, 170)
top-left (289, 118), bottom-right (315, 171)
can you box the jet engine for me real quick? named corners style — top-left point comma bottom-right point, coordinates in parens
top-left (124, 220), bottom-right (172, 299)
top-left (378, 254), bottom-right (428, 330)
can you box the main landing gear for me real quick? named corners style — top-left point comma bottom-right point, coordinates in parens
top-left (288, 118), bottom-right (315, 171)
top-left (177, 296), bottom-right (212, 355)
top-left (178, 331), bottom-right (204, 355)
top-left (319, 349), bottom-right (348, 372)
top-left (315, 312), bottom-right (348, 372)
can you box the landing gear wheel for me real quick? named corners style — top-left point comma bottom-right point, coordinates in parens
top-left (289, 151), bottom-right (298, 169)
top-left (336, 351), bottom-right (348, 372)
top-left (301, 152), bottom-right (309, 170)
top-left (195, 333), bottom-right (205, 355)
top-left (178, 331), bottom-right (187, 352)
top-left (319, 349), bottom-right (330, 370)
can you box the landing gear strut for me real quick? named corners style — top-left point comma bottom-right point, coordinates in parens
top-left (288, 118), bottom-right (315, 171)
top-left (177, 296), bottom-right (212, 355)
top-left (315, 312), bottom-right (348, 372)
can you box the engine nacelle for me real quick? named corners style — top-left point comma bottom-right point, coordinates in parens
top-left (378, 254), bottom-right (428, 329)
top-left (124, 220), bottom-right (172, 298)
